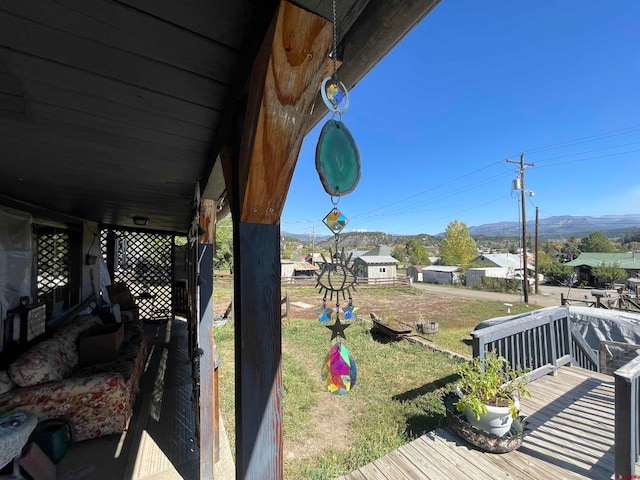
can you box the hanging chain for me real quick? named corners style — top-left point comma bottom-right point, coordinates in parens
top-left (332, 0), bottom-right (338, 79)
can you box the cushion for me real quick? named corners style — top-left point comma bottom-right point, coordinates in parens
top-left (0, 370), bottom-right (15, 394)
top-left (106, 283), bottom-right (137, 310)
top-left (8, 315), bottom-right (102, 387)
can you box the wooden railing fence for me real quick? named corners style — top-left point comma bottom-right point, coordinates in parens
top-left (280, 275), bottom-right (411, 287)
top-left (470, 307), bottom-right (598, 381)
top-left (561, 291), bottom-right (640, 313)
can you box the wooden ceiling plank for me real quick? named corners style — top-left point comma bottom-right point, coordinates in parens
top-left (0, 12), bottom-right (227, 107)
top-left (0, 140), bottom-right (200, 181)
top-left (119, 0), bottom-right (250, 49)
top-left (237, 0), bottom-right (333, 224)
top-left (1, 50), bottom-right (219, 127)
top-left (0, 0), bottom-right (238, 83)
top-left (21, 81), bottom-right (215, 147)
top-left (0, 113), bottom-right (209, 162)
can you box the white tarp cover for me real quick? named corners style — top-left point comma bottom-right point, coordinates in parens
top-left (476, 305), bottom-right (640, 356)
top-left (0, 206), bottom-right (33, 319)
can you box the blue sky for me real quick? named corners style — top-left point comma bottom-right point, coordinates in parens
top-left (282, 1), bottom-right (640, 237)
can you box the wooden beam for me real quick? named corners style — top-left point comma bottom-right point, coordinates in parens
top-left (199, 199), bottom-right (216, 245)
top-left (198, 203), bottom-right (216, 478)
top-left (235, 221), bottom-right (283, 479)
top-left (224, 2), bottom-right (332, 477)
top-left (236, 0), bottom-right (333, 224)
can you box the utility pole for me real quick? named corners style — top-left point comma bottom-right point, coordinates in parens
top-left (507, 153), bottom-right (534, 304)
top-left (535, 206), bottom-right (539, 295)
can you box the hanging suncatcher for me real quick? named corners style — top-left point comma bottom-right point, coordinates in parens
top-left (316, 0), bottom-right (361, 395)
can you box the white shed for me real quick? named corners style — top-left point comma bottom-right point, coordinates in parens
top-left (281, 259), bottom-right (295, 278)
top-left (354, 255), bottom-right (398, 279)
top-left (421, 266), bottom-right (461, 285)
top-left (466, 267), bottom-right (511, 286)
top-left (353, 246), bottom-right (398, 279)
top-left (407, 265), bottom-right (430, 283)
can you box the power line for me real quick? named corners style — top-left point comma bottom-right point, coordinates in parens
top-left (510, 125), bottom-right (640, 157)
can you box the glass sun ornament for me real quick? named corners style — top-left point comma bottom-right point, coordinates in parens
top-left (322, 342), bottom-right (357, 395)
top-left (321, 77), bottom-right (350, 114)
top-left (315, 248), bottom-right (358, 301)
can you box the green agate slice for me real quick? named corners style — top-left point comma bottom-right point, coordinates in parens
top-left (315, 120), bottom-right (361, 196)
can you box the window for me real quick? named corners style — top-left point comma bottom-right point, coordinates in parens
top-left (379, 267), bottom-right (386, 273)
top-left (35, 227), bottom-right (70, 314)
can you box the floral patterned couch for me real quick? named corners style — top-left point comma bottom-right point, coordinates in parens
top-left (0, 314), bottom-right (147, 442)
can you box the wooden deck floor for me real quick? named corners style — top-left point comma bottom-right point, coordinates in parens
top-left (340, 366), bottom-right (627, 480)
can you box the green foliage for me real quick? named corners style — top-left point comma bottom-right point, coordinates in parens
top-left (579, 231), bottom-right (617, 253)
top-left (214, 216), bottom-right (234, 271)
top-left (622, 230), bottom-right (640, 244)
top-left (592, 263), bottom-right (627, 285)
top-left (404, 239), bottom-right (431, 265)
top-left (540, 261), bottom-right (574, 285)
top-left (475, 277), bottom-right (522, 294)
top-left (438, 220), bottom-right (477, 266)
top-left (456, 351), bottom-right (530, 420)
top-left (560, 236), bottom-right (581, 261)
top-left (536, 250), bottom-right (553, 269)
top-left (391, 245), bottom-right (407, 263)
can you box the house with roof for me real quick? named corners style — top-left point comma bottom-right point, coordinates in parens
top-left (353, 245), bottom-right (398, 280)
top-left (565, 252), bottom-right (640, 287)
top-left (467, 253), bottom-right (534, 287)
top-left (303, 252), bottom-right (324, 266)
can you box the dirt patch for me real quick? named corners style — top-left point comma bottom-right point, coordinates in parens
top-left (284, 287), bottom-right (474, 330)
top-left (282, 338), bottom-right (352, 462)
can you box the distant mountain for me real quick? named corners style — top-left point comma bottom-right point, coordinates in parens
top-left (282, 232), bottom-right (331, 242)
top-left (316, 231), bottom-right (440, 250)
top-left (466, 214), bottom-right (640, 239)
top-left (283, 214), bottom-right (640, 249)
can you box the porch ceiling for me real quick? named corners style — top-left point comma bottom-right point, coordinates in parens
top-left (0, 0), bottom-right (439, 233)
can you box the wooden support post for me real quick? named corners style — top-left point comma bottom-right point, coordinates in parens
top-left (218, 1), bottom-right (332, 478)
top-left (198, 199), bottom-right (216, 479)
top-left (235, 222), bottom-right (283, 479)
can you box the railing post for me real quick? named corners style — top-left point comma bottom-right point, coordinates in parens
top-left (614, 355), bottom-right (640, 477)
top-left (471, 332), bottom-right (484, 363)
top-left (614, 373), bottom-right (637, 477)
top-left (547, 320), bottom-right (558, 374)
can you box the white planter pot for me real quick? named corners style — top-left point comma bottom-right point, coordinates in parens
top-left (464, 402), bottom-right (516, 437)
top-left (456, 385), bottom-right (519, 437)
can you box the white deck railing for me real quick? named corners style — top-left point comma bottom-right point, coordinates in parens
top-left (470, 307), bottom-right (598, 381)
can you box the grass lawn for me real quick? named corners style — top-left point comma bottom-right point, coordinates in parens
top-left (212, 285), bottom-right (542, 478)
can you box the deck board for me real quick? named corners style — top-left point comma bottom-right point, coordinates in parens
top-left (340, 366), bottom-right (631, 480)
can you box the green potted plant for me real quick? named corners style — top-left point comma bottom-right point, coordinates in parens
top-left (455, 350), bottom-right (530, 437)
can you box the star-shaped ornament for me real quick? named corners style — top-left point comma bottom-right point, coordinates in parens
top-left (342, 304), bottom-right (360, 320)
top-left (326, 316), bottom-right (351, 341)
top-left (316, 306), bottom-right (333, 322)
